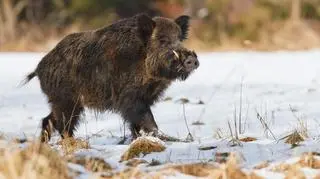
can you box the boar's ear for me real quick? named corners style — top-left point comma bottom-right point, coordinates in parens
top-left (175, 15), bottom-right (190, 41)
top-left (137, 13), bottom-right (156, 44)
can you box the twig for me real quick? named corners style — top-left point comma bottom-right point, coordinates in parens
top-left (256, 110), bottom-right (277, 141)
top-left (239, 76), bottom-right (244, 134)
top-left (64, 94), bottom-right (81, 135)
top-left (289, 104), bottom-right (308, 138)
top-left (228, 121), bottom-right (234, 140)
top-left (289, 104), bottom-right (301, 121)
top-left (233, 104), bottom-right (238, 140)
top-left (243, 103), bottom-right (250, 133)
top-left (182, 103), bottom-right (194, 142)
top-left (228, 120), bottom-right (242, 146)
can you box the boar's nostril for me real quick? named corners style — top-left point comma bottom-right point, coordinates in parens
top-left (184, 58), bottom-right (198, 71)
top-left (194, 60), bottom-right (199, 67)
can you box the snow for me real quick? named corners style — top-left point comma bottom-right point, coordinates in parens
top-left (1, 49), bottom-right (320, 178)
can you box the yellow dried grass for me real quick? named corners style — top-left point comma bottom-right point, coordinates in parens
top-left (59, 137), bottom-right (90, 155)
top-left (240, 137), bottom-right (257, 142)
top-left (125, 159), bottom-right (148, 167)
top-left (284, 130), bottom-right (305, 145)
top-left (68, 156), bottom-right (112, 173)
top-left (0, 142), bottom-right (70, 179)
top-left (120, 137), bottom-right (166, 162)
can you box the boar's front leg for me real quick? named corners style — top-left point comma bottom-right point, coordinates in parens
top-left (120, 101), bottom-right (182, 142)
top-left (121, 102), bottom-right (158, 139)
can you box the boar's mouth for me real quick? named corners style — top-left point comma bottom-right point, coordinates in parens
top-left (171, 50), bottom-right (195, 81)
top-left (174, 61), bottom-right (188, 81)
top-left (178, 72), bottom-right (190, 81)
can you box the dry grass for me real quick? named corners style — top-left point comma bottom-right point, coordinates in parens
top-left (159, 153), bottom-right (261, 179)
top-left (68, 156), bottom-right (112, 173)
top-left (102, 168), bottom-right (147, 179)
top-left (253, 161), bottom-right (270, 169)
top-left (164, 163), bottom-right (217, 177)
top-left (120, 137), bottom-right (166, 162)
top-left (213, 128), bottom-right (226, 139)
top-left (297, 153), bottom-right (320, 169)
top-left (58, 137), bottom-right (90, 155)
top-left (272, 163), bottom-right (292, 173)
top-left (314, 173), bottom-right (320, 179)
top-left (109, 153), bottom-right (262, 179)
top-left (222, 153), bottom-right (250, 179)
top-left (170, 153), bottom-right (263, 179)
top-left (0, 149), bottom-right (4, 157)
top-left (1, 16), bottom-right (320, 53)
top-left (284, 130), bottom-right (305, 145)
top-left (0, 142), bottom-right (70, 179)
top-left (271, 153), bottom-right (320, 178)
top-left (2, 136), bottom-right (319, 179)
top-left (0, 133), bottom-right (5, 140)
top-left (272, 164), bottom-right (306, 179)
top-left (271, 21), bottom-right (320, 51)
top-left (284, 165), bottom-right (306, 179)
top-left (125, 159), bottom-right (148, 167)
top-left (240, 137), bottom-right (257, 142)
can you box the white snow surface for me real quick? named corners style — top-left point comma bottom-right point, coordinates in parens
top-left (1, 49), bottom-right (320, 178)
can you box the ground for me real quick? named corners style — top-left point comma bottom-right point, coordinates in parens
top-left (0, 49), bottom-right (320, 178)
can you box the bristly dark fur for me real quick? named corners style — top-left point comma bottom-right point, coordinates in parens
top-left (23, 13), bottom-right (199, 142)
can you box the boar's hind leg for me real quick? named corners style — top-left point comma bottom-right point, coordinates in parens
top-left (51, 100), bottom-right (84, 139)
top-left (121, 103), bottom-right (158, 139)
top-left (40, 112), bottom-right (54, 143)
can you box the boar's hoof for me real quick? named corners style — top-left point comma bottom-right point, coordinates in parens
top-left (155, 132), bottom-right (182, 142)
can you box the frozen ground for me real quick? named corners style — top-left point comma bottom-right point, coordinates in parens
top-left (0, 49), bottom-right (320, 178)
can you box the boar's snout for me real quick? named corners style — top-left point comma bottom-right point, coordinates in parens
top-left (184, 55), bottom-right (199, 72)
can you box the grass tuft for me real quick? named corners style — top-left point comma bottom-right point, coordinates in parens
top-left (68, 155), bottom-right (112, 172)
top-left (0, 133), bottom-right (5, 140)
top-left (297, 153), bottom-right (320, 169)
top-left (166, 163), bottom-right (217, 177)
top-left (0, 142), bottom-right (70, 179)
top-left (272, 153), bottom-right (320, 178)
top-left (120, 136), bottom-right (166, 162)
top-left (58, 137), bottom-right (90, 155)
top-left (284, 130), bottom-right (305, 146)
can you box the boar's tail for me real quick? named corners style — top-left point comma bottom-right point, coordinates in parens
top-left (26, 71), bottom-right (37, 81)
top-left (18, 71), bottom-right (37, 88)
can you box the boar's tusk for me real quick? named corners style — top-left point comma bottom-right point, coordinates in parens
top-left (172, 50), bottom-right (179, 59)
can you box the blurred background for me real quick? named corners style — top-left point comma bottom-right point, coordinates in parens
top-left (0, 0), bottom-right (319, 52)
